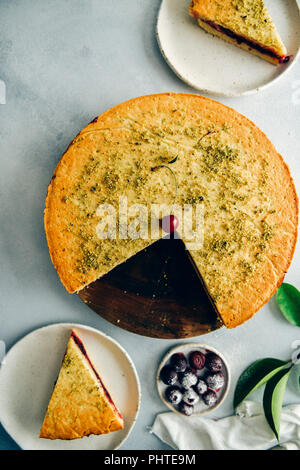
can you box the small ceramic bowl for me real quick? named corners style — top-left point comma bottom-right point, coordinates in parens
top-left (156, 343), bottom-right (230, 417)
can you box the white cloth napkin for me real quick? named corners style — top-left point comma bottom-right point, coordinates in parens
top-left (150, 401), bottom-right (300, 450)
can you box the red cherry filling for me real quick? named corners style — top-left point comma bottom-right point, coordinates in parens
top-left (280, 55), bottom-right (292, 64)
top-left (161, 215), bottom-right (179, 234)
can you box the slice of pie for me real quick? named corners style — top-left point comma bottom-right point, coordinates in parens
top-left (44, 93), bottom-right (298, 329)
top-left (189, 0), bottom-right (289, 65)
top-left (40, 330), bottom-right (124, 440)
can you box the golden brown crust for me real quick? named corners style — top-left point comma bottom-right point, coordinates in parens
top-left (45, 93), bottom-right (298, 328)
top-left (189, 0), bottom-right (287, 63)
top-left (40, 330), bottom-right (124, 440)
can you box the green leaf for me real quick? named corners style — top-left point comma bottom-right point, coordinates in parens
top-left (263, 366), bottom-right (293, 441)
top-left (233, 358), bottom-right (290, 408)
top-left (277, 283), bottom-right (300, 326)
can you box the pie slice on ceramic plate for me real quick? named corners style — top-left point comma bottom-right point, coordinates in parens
top-left (40, 329), bottom-right (124, 440)
top-left (189, 0), bottom-right (289, 65)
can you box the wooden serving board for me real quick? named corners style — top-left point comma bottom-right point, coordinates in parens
top-left (78, 236), bottom-right (223, 339)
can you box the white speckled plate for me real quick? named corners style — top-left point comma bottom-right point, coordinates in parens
top-left (157, 0), bottom-right (300, 97)
top-left (157, 343), bottom-right (230, 416)
top-left (0, 323), bottom-right (141, 450)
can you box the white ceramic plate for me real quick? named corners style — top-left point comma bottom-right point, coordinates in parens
top-left (157, 0), bottom-right (300, 96)
top-left (0, 323), bottom-right (141, 450)
top-left (157, 343), bottom-right (230, 416)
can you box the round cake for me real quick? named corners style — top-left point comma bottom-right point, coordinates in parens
top-left (44, 93), bottom-right (298, 329)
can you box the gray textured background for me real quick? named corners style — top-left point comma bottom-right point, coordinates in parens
top-left (0, 0), bottom-right (299, 450)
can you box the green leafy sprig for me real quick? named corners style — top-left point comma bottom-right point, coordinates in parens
top-left (263, 366), bottom-right (293, 441)
top-left (234, 358), bottom-right (295, 441)
top-left (234, 358), bottom-right (294, 441)
top-left (234, 284), bottom-right (300, 440)
top-left (234, 283), bottom-right (300, 441)
top-left (233, 358), bottom-right (290, 409)
top-left (276, 283), bottom-right (300, 326)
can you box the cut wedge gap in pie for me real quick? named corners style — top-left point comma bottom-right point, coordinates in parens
top-left (78, 237), bottom-right (222, 338)
top-left (40, 329), bottom-right (124, 440)
top-left (44, 93), bottom-right (298, 330)
top-left (189, 0), bottom-right (290, 65)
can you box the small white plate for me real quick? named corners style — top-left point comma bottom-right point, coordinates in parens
top-left (157, 343), bottom-right (230, 416)
top-left (157, 0), bottom-right (300, 97)
top-left (0, 323), bottom-right (141, 450)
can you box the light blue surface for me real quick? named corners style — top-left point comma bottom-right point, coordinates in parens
top-left (0, 0), bottom-right (300, 451)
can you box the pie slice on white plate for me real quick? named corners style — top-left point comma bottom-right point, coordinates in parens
top-left (189, 0), bottom-right (290, 65)
top-left (40, 330), bottom-right (124, 440)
